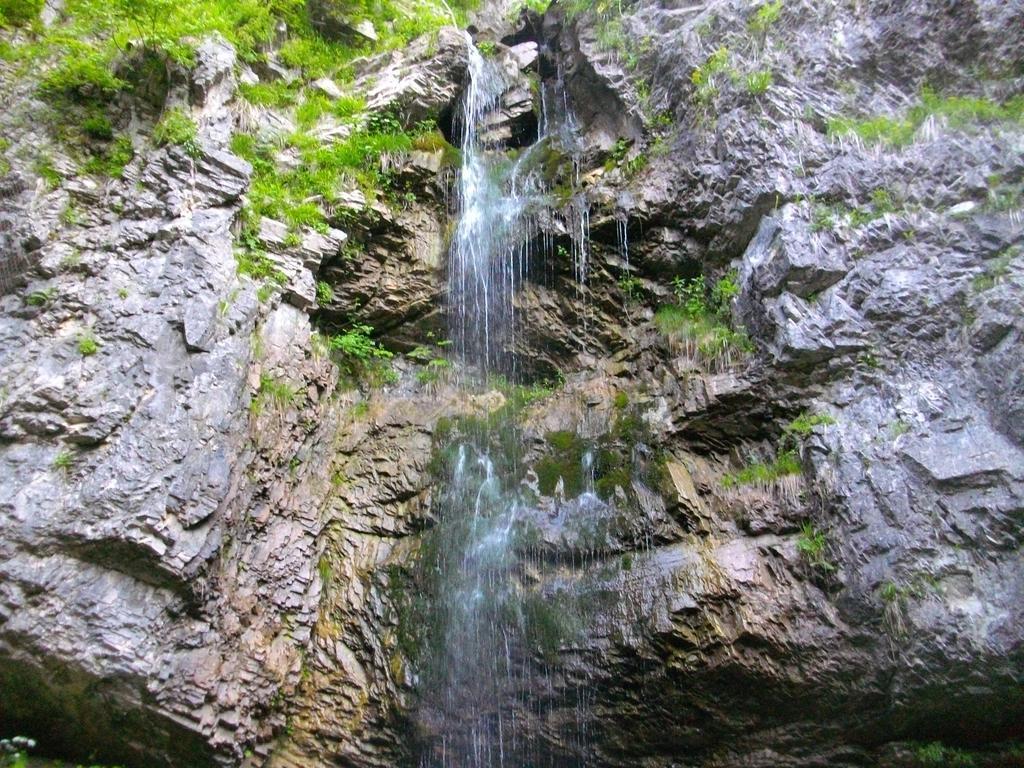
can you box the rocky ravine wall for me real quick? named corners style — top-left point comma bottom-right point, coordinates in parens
top-left (1, 0), bottom-right (1023, 767)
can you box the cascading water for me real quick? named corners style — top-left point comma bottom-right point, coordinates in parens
top-left (414, 36), bottom-right (600, 767)
top-left (449, 44), bottom-right (539, 377)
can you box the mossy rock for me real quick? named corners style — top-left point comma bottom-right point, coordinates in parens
top-left (535, 430), bottom-right (586, 496)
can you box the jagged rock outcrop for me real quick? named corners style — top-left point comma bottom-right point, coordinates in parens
top-left (1, 0), bottom-right (1022, 767)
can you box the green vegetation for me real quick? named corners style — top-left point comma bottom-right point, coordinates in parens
top-left (250, 373), bottom-right (299, 415)
top-left (476, 40), bottom-right (496, 57)
top-left (52, 450), bottom-right (74, 471)
top-left (889, 419), bottom-right (911, 438)
top-left (972, 246), bottom-right (1017, 292)
top-left (811, 188), bottom-right (899, 232)
top-left (3, 0), bottom-right (479, 206)
top-left (691, 46), bottom-right (730, 105)
top-left (329, 324), bottom-right (394, 384)
top-left (654, 270), bottom-right (752, 370)
top-left (82, 114), bottom-right (113, 140)
top-left (784, 411), bottom-right (836, 438)
top-left (535, 430), bottom-right (586, 497)
top-left (0, 137), bottom-right (10, 175)
top-left (25, 286), bottom-right (56, 306)
top-left (828, 87), bottom-right (1024, 148)
top-left (60, 203), bottom-right (83, 226)
top-left (34, 155), bottom-right (61, 188)
top-left (795, 521), bottom-right (833, 571)
top-left (507, 0), bottom-right (548, 17)
top-left (234, 221), bottom-right (287, 298)
top-left (748, 0), bottom-right (783, 40)
top-left (239, 81), bottom-right (298, 108)
top-left (409, 339), bottom-right (453, 386)
top-left (721, 450), bottom-right (801, 489)
top-left (415, 357), bottom-right (453, 386)
top-left (913, 742), bottom-right (976, 768)
top-left (77, 331), bottom-right (99, 356)
top-left (230, 115), bottom-right (442, 237)
top-left (0, 0), bottom-right (43, 27)
top-left (315, 280), bottom-right (334, 307)
top-left (152, 107), bottom-right (201, 158)
top-left (82, 135), bottom-right (135, 178)
top-left (745, 69), bottom-right (773, 95)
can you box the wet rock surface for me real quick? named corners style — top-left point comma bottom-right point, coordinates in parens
top-left (0, 1), bottom-right (1022, 767)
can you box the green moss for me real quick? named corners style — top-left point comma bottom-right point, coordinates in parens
top-left (535, 430), bottom-right (586, 496)
top-left (521, 590), bottom-right (580, 663)
top-left (412, 130), bottom-right (461, 167)
top-left (595, 466), bottom-right (632, 501)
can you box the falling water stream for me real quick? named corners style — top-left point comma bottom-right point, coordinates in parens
top-left (415, 38), bottom-right (600, 767)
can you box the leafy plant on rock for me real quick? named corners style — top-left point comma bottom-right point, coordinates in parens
top-left (153, 107), bottom-right (201, 158)
top-left (796, 521), bottom-right (834, 572)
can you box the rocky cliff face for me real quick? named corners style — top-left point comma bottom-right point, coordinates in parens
top-left (0, 0), bottom-right (1022, 767)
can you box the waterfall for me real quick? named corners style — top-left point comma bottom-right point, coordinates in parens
top-left (449, 43), bottom-right (532, 377)
top-left (415, 35), bottom-right (598, 767)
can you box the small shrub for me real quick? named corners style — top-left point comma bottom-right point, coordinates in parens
top-left (251, 373), bottom-right (300, 415)
top-left (618, 274), bottom-right (642, 300)
top-left (657, 271), bottom-right (750, 369)
top-left (315, 280), bottom-right (334, 307)
top-left (748, 0), bottom-right (783, 38)
top-left (914, 742), bottom-right (976, 768)
top-left (784, 411), bottom-right (836, 437)
top-left (331, 325), bottom-right (392, 362)
top-left (34, 155), bottom-right (61, 189)
top-left (25, 286), bottom-right (56, 306)
top-left (39, 43), bottom-right (125, 101)
top-left (77, 331), bottom-right (99, 356)
top-left (0, 0), bottom-right (43, 26)
top-left (691, 46), bottom-right (730, 105)
top-left (745, 70), bottom-right (773, 95)
top-left (796, 521), bottom-right (833, 571)
top-left (476, 40), bottom-right (497, 57)
top-left (153, 107), bottom-right (201, 158)
top-left (83, 135), bottom-right (135, 178)
top-left (82, 114), bottom-right (114, 140)
top-left (52, 450), bottom-right (73, 470)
